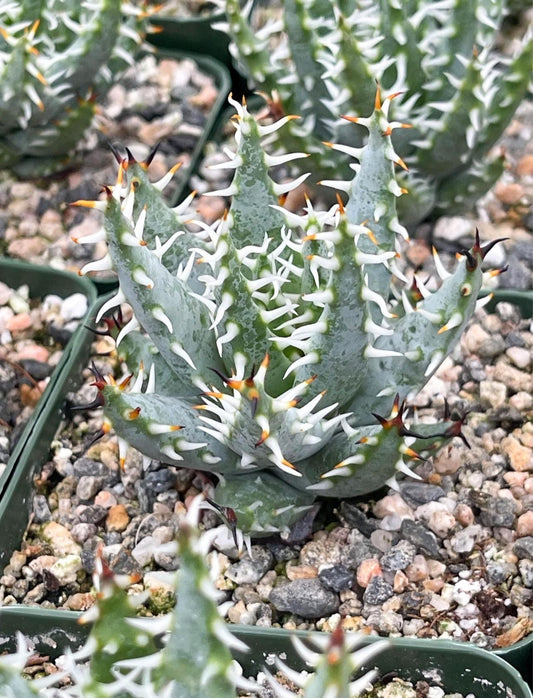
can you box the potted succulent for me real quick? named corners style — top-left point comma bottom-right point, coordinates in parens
top-left (0, 86), bottom-right (531, 690)
top-left (215, 0), bottom-right (533, 228)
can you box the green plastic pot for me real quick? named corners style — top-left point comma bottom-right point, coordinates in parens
top-left (0, 607), bottom-right (530, 697)
top-left (0, 259), bottom-right (97, 502)
top-left (147, 2), bottom-right (254, 98)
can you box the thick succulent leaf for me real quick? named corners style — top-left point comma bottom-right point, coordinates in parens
top-left (45, 0), bottom-right (122, 97)
top-left (103, 386), bottom-right (238, 473)
top-left (434, 153), bottom-right (506, 217)
top-left (214, 470), bottom-right (316, 535)
top-left (283, 0), bottom-right (334, 141)
top-left (344, 99), bottom-right (406, 306)
top-left (226, 103), bottom-right (289, 249)
top-left (471, 32), bottom-right (533, 159)
top-left (116, 331), bottom-right (196, 398)
top-left (122, 160), bottom-right (207, 285)
top-left (294, 214), bottom-right (374, 405)
top-left (413, 56), bottom-right (486, 177)
top-left (102, 195), bottom-right (225, 385)
top-left (154, 510), bottom-right (239, 697)
top-left (6, 98), bottom-right (95, 158)
top-left (346, 250), bottom-right (486, 420)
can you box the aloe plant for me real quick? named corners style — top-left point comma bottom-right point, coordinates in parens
top-left (0, 0), bottom-right (149, 176)
top-left (69, 88), bottom-right (504, 537)
top-left (0, 496), bottom-right (388, 697)
top-left (215, 0), bottom-right (533, 227)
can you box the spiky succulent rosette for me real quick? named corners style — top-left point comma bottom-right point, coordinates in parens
top-left (74, 90), bottom-right (502, 536)
top-left (0, 497), bottom-right (387, 697)
top-left (0, 0), bottom-right (149, 176)
top-left (215, 0), bottom-right (533, 227)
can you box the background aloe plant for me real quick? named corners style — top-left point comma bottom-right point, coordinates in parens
top-left (215, 0), bottom-right (533, 227)
top-left (0, 496), bottom-right (388, 697)
top-left (0, 0), bottom-right (149, 177)
top-left (69, 88), bottom-right (504, 537)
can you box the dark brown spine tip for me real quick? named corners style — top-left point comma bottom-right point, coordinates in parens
top-left (125, 147), bottom-right (137, 165)
top-left (109, 143), bottom-right (124, 165)
top-left (144, 142), bottom-right (161, 167)
top-left (82, 428), bottom-right (107, 453)
top-left (460, 248), bottom-right (477, 271)
top-left (480, 237), bottom-right (509, 261)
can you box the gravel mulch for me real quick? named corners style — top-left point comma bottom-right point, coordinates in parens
top-left (0, 300), bottom-right (531, 659)
top-left (0, 283), bottom-right (88, 477)
top-left (0, 51), bottom-right (221, 277)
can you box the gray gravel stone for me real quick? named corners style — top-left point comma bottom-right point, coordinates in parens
top-left (32, 495), bottom-right (52, 523)
top-left (400, 482), bottom-right (445, 505)
top-left (478, 497), bottom-right (516, 528)
top-left (400, 519), bottom-right (441, 558)
top-left (381, 540), bottom-right (417, 571)
top-left (518, 559), bottom-right (533, 588)
top-left (514, 536), bottom-right (533, 560)
top-left (318, 564), bottom-right (354, 592)
top-left (269, 579), bottom-right (339, 618)
top-left (226, 547), bottom-right (274, 585)
top-left (363, 576), bottom-right (394, 605)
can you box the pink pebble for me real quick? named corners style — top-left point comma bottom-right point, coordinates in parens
top-left (356, 558), bottom-right (382, 588)
top-left (6, 313), bottom-right (32, 331)
top-left (14, 344), bottom-right (50, 363)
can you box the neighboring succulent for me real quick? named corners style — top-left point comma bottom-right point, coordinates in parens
top-left (0, 0), bottom-right (149, 176)
top-left (0, 496), bottom-right (388, 697)
top-left (72, 89), bottom-right (503, 536)
top-left (215, 0), bottom-right (533, 227)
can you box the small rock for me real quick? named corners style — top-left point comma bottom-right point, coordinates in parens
top-left (269, 578), bottom-right (339, 618)
top-left (32, 495), bottom-right (52, 524)
top-left (356, 559), bottom-right (382, 588)
top-left (363, 576), bottom-right (394, 605)
top-left (381, 540), bottom-right (416, 571)
top-left (400, 482), bottom-right (445, 505)
top-left (494, 181), bottom-right (525, 205)
top-left (501, 435), bottom-right (533, 472)
top-left (76, 475), bottom-right (103, 501)
top-left (70, 523), bottom-right (97, 544)
top-left (514, 536), bottom-right (533, 560)
top-left (41, 522), bottom-right (81, 557)
top-left (64, 593), bottom-right (94, 611)
top-left (449, 525), bottom-right (482, 554)
top-left (373, 494), bottom-right (414, 519)
top-left (49, 554), bottom-right (82, 586)
top-left (405, 555), bottom-right (430, 582)
top-left (480, 380), bottom-right (507, 409)
top-left (285, 564), bottom-right (318, 581)
top-left (506, 346), bottom-right (531, 370)
top-left (318, 565), bottom-right (354, 592)
top-left (226, 547), bottom-right (274, 585)
top-left (518, 559), bottom-right (533, 588)
top-left (478, 496), bottom-right (516, 527)
top-left (106, 504), bottom-right (130, 532)
top-left (516, 511), bottom-right (533, 538)
top-left (131, 535), bottom-right (156, 567)
top-left (400, 519), bottom-right (441, 558)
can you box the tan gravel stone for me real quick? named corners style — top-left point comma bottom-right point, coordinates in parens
top-left (7, 237), bottom-right (48, 259)
top-left (516, 511), bottom-right (533, 537)
top-left (286, 564), bottom-right (318, 580)
top-left (501, 435), bottom-right (533, 472)
top-left (41, 522), bottom-right (81, 556)
top-left (106, 504), bottom-right (130, 532)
